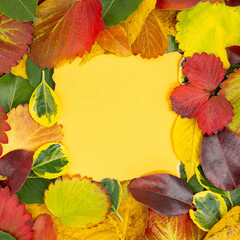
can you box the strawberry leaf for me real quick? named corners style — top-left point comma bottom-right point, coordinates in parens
top-left (201, 128), bottom-right (240, 191)
top-left (0, 150), bottom-right (33, 193)
top-left (0, 187), bottom-right (33, 240)
top-left (226, 45), bottom-right (240, 66)
top-left (29, 0), bottom-right (104, 68)
top-left (0, 14), bottom-right (33, 75)
top-left (129, 174), bottom-right (194, 217)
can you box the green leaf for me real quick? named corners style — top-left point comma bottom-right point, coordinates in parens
top-left (100, 0), bottom-right (143, 27)
top-left (0, 231), bottom-right (16, 240)
top-left (29, 72), bottom-right (61, 127)
top-left (187, 174), bottom-right (204, 194)
top-left (32, 143), bottom-right (70, 179)
top-left (26, 57), bottom-right (55, 90)
top-left (190, 191), bottom-right (228, 231)
top-left (229, 187), bottom-right (240, 207)
top-left (101, 178), bottom-right (123, 221)
top-left (45, 176), bottom-right (111, 228)
top-left (16, 171), bottom-right (55, 204)
top-left (166, 35), bottom-right (179, 53)
top-left (0, 73), bottom-right (34, 114)
top-left (179, 162), bottom-right (187, 183)
top-left (0, 0), bottom-right (38, 21)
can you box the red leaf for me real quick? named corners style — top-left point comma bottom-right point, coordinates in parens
top-left (33, 214), bottom-right (57, 240)
top-left (197, 95), bottom-right (234, 135)
top-left (29, 0), bottom-right (104, 68)
top-left (0, 150), bottom-right (33, 193)
top-left (0, 14), bottom-right (33, 75)
top-left (225, 0), bottom-right (240, 6)
top-left (201, 128), bottom-right (240, 191)
top-left (226, 46), bottom-right (240, 66)
top-left (0, 106), bottom-right (11, 156)
top-left (129, 174), bottom-right (194, 217)
top-left (182, 53), bottom-right (226, 91)
top-left (0, 187), bottom-right (33, 240)
top-left (170, 85), bottom-right (210, 118)
top-left (156, 0), bottom-right (201, 10)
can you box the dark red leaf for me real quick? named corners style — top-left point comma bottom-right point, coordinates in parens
top-left (170, 85), bottom-right (210, 118)
top-left (201, 128), bottom-right (240, 191)
top-left (0, 150), bottom-right (33, 193)
top-left (182, 53), bottom-right (226, 91)
top-left (33, 214), bottom-right (57, 240)
top-left (156, 0), bottom-right (201, 10)
top-left (226, 46), bottom-right (240, 66)
top-left (129, 174), bottom-right (194, 217)
top-left (225, 0), bottom-right (240, 6)
top-left (197, 95), bottom-right (234, 135)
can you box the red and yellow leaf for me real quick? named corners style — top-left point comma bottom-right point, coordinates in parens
top-left (29, 0), bottom-right (104, 68)
top-left (0, 14), bottom-right (33, 75)
top-left (97, 25), bottom-right (131, 57)
top-left (0, 187), bottom-right (33, 240)
top-left (33, 214), bottom-right (57, 240)
top-left (142, 209), bottom-right (206, 240)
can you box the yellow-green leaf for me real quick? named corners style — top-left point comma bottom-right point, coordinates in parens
top-left (173, 116), bottom-right (203, 180)
top-left (44, 176), bottom-right (111, 228)
top-left (29, 72), bottom-right (61, 127)
top-left (176, 2), bottom-right (240, 68)
top-left (32, 143), bottom-right (70, 179)
top-left (190, 191), bottom-right (228, 231)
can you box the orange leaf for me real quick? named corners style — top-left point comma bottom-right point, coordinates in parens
top-left (97, 25), bottom-right (131, 57)
top-left (29, 0), bottom-right (104, 68)
top-left (142, 209), bottom-right (206, 240)
top-left (132, 10), bottom-right (169, 59)
top-left (33, 214), bottom-right (57, 240)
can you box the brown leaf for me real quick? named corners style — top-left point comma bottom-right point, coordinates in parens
top-left (2, 105), bottom-right (63, 156)
top-left (132, 9), bottom-right (169, 59)
top-left (97, 25), bottom-right (131, 57)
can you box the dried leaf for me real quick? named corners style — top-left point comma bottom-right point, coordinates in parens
top-left (132, 10), bottom-right (168, 58)
top-left (97, 25), bottom-right (131, 57)
top-left (29, 0), bottom-right (104, 68)
top-left (143, 209), bottom-right (206, 240)
top-left (0, 14), bottom-right (33, 75)
top-left (2, 104), bottom-right (63, 156)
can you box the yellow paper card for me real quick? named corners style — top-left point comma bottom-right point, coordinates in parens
top-left (54, 52), bottom-right (181, 180)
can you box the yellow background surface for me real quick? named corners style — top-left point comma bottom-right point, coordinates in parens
top-left (54, 52), bottom-right (181, 180)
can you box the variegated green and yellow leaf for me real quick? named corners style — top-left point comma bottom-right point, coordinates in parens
top-left (32, 143), bottom-right (70, 179)
top-left (190, 191), bottom-right (228, 231)
top-left (29, 72), bottom-right (61, 127)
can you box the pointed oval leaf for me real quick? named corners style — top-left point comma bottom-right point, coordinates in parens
top-left (29, 0), bottom-right (104, 68)
top-left (29, 72), bottom-right (61, 127)
top-left (0, 14), bottom-right (33, 75)
top-left (190, 191), bottom-right (228, 231)
top-left (100, 0), bottom-right (143, 27)
top-left (44, 176), bottom-right (111, 228)
top-left (156, 0), bottom-right (201, 10)
top-left (32, 143), bottom-right (70, 179)
top-left (201, 128), bottom-right (240, 191)
top-left (0, 150), bottom-right (33, 193)
top-left (129, 174), bottom-right (194, 216)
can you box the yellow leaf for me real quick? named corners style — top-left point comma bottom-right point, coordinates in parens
top-left (173, 116), bottom-right (203, 180)
top-left (11, 54), bottom-right (28, 79)
top-left (123, 0), bottom-right (157, 45)
top-left (2, 104), bottom-right (63, 156)
top-left (26, 181), bottom-right (148, 239)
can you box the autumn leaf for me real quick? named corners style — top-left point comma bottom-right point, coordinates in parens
top-left (0, 14), bottom-right (33, 75)
top-left (11, 54), bottom-right (28, 79)
top-left (176, 1), bottom-right (240, 68)
top-left (170, 53), bottom-right (234, 135)
top-left (201, 128), bottom-right (240, 191)
top-left (129, 174), bottom-right (194, 216)
top-left (0, 150), bottom-right (33, 193)
top-left (97, 25), bottom-right (131, 57)
top-left (142, 209), bottom-right (206, 240)
top-left (226, 46), bottom-right (240, 65)
top-left (0, 106), bottom-right (11, 156)
top-left (33, 214), bottom-right (57, 240)
top-left (0, 187), bottom-right (33, 240)
top-left (2, 104), bottom-right (63, 156)
top-left (29, 0), bottom-right (104, 68)
top-left (45, 175), bottom-right (111, 228)
top-left (156, 0), bottom-right (201, 10)
top-left (173, 116), bottom-right (203, 180)
top-left (132, 9), bottom-right (168, 58)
